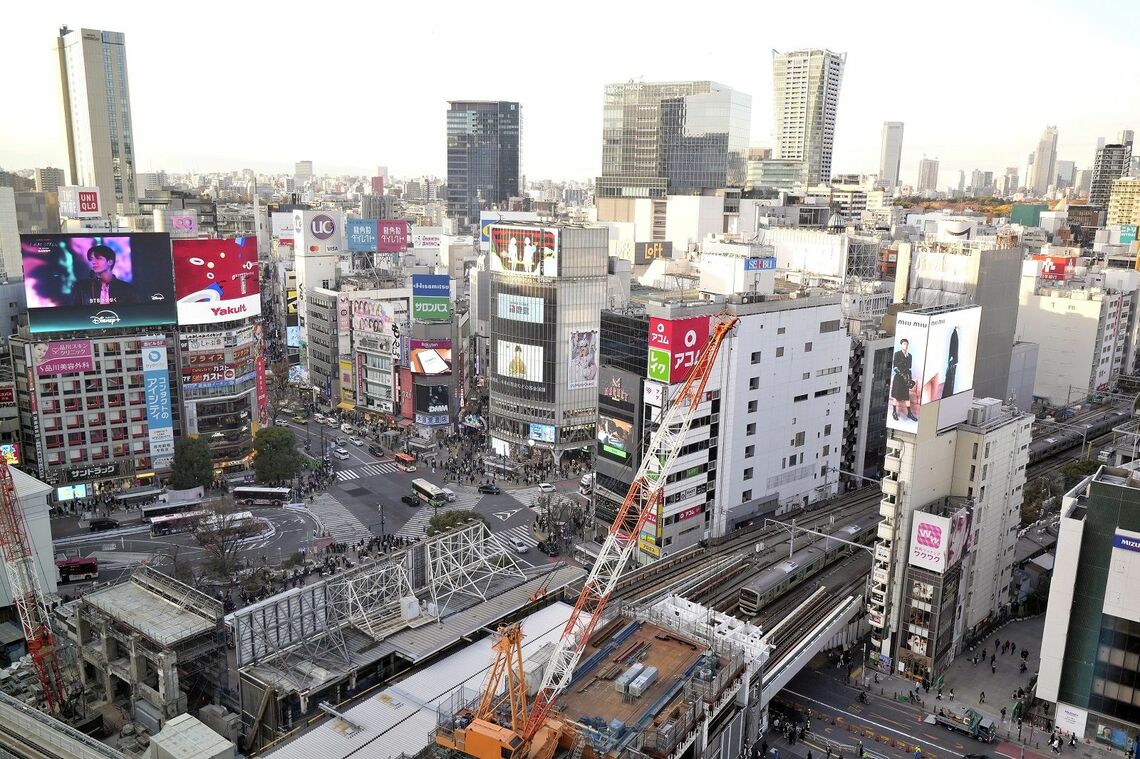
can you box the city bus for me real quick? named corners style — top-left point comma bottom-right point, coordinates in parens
top-left (149, 510), bottom-right (208, 536)
top-left (141, 500), bottom-right (206, 522)
top-left (411, 478), bottom-right (447, 508)
top-left (394, 452), bottom-right (417, 472)
top-left (56, 557), bottom-right (99, 584)
top-left (199, 510), bottom-right (260, 538)
top-left (232, 486), bottom-right (292, 507)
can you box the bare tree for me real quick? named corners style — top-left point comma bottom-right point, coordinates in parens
top-left (193, 497), bottom-right (253, 579)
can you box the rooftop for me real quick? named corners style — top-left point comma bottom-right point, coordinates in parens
top-left (83, 567), bottom-right (222, 646)
top-left (149, 714), bottom-right (233, 759)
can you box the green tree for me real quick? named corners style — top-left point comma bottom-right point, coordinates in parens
top-left (1060, 459), bottom-right (1100, 488)
top-left (427, 510), bottom-right (487, 536)
top-left (253, 426), bottom-right (302, 484)
top-left (169, 437), bottom-right (214, 490)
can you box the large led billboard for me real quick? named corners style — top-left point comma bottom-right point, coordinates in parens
top-left (489, 226), bottom-right (559, 277)
top-left (21, 233), bottom-right (176, 333)
top-left (646, 315), bottom-right (710, 385)
top-left (887, 307), bottom-right (981, 433)
top-left (409, 339), bottom-right (452, 375)
top-left (908, 511), bottom-right (951, 573)
top-left (414, 384), bottom-right (450, 426)
top-left (497, 293), bottom-right (544, 323)
top-left (598, 414), bottom-right (633, 461)
top-left (479, 211), bottom-right (539, 251)
top-left (172, 238), bottom-right (260, 325)
top-left (496, 340), bottom-right (543, 383)
top-left (568, 329), bottom-right (600, 391)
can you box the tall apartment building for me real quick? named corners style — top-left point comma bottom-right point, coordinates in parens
top-left (771, 49), bottom-right (846, 185)
top-left (294, 161), bottom-right (313, 181)
top-left (1016, 282), bottom-right (1132, 405)
top-left (1039, 466), bottom-right (1140, 745)
top-left (0, 189), bottom-right (18, 282)
top-left (1091, 143), bottom-right (1134, 209)
top-left (893, 242), bottom-right (1024, 404)
top-left (841, 330), bottom-right (894, 484)
top-left (57, 26), bottom-right (138, 215)
top-left (595, 81), bottom-right (751, 201)
top-left (446, 101), bottom-right (520, 228)
top-left (360, 194), bottom-right (396, 221)
top-left (1029, 126), bottom-right (1059, 197)
top-left (1107, 177), bottom-right (1140, 226)
top-left (917, 159), bottom-right (939, 194)
top-left (594, 288), bottom-right (850, 560)
top-left (867, 305), bottom-right (1031, 679)
top-left (34, 167), bottom-right (65, 194)
top-left (879, 122), bottom-right (904, 190)
top-left (1002, 167), bottom-right (1020, 197)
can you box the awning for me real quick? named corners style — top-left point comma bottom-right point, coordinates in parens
top-left (337, 402), bottom-right (355, 411)
top-left (397, 419), bottom-right (414, 428)
top-left (115, 487), bottom-right (162, 501)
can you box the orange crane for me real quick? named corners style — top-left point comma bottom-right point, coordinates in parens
top-left (437, 313), bottom-right (739, 759)
top-left (0, 461), bottom-right (67, 714)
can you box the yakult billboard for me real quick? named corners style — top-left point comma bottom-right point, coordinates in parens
top-left (908, 512), bottom-right (951, 573)
top-left (172, 238), bottom-right (261, 325)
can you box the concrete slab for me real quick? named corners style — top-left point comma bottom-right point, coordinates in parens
top-left (85, 581), bottom-right (216, 645)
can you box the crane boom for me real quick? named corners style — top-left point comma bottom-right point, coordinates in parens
top-left (0, 462), bottom-right (66, 713)
top-left (523, 314), bottom-right (738, 741)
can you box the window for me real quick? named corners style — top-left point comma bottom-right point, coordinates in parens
top-left (776, 347), bottom-right (785, 357)
top-left (746, 423), bottom-right (756, 436)
top-left (969, 465), bottom-right (976, 480)
top-left (820, 319), bottom-right (841, 333)
top-left (744, 467), bottom-right (753, 481)
top-left (804, 341), bottom-right (813, 352)
top-left (742, 490), bottom-right (752, 503)
top-left (794, 393), bottom-right (808, 402)
top-left (777, 327), bottom-right (786, 335)
top-left (751, 351), bottom-right (762, 364)
top-left (747, 400), bottom-right (758, 413)
top-left (972, 442), bottom-right (978, 459)
top-left (794, 431), bottom-right (806, 446)
top-left (745, 445), bottom-right (754, 458)
top-left (823, 445), bottom-right (830, 456)
top-left (803, 372), bottom-right (811, 380)
top-left (749, 377), bottom-right (759, 390)
top-left (824, 424), bottom-right (832, 436)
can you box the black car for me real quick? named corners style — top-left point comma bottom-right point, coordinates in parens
top-left (89, 518), bottom-right (120, 532)
top-left (537, 541), bottom-right (560, 557)
top-left (478, 483), bottom-right (502, 495)
top-left (401, 495), bottom-right (419, 507)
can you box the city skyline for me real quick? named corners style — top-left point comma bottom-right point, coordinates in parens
top-left (3, 1), bottom-right (1139, 186)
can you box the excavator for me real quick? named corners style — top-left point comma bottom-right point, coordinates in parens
top-left (436, 313), bottom-right (739, 759)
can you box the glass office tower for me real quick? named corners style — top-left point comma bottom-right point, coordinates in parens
top-left (446, 101), bottom-right (521, 229)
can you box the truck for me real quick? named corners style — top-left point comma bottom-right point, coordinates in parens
top-left (934, 707), bottom-right (996, 743)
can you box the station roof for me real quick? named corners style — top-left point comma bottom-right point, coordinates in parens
top-left (83, 570), bottom-right (221, 646)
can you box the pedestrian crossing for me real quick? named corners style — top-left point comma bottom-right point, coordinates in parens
top-left (308, 493), bottom-right (372, 543)
top-left (336, 462), bottom-right (399, 481)
top-left (489, 524), bottom-right (540, 552)
top-left (393, 500), bottom-right (471, 540)
top-left (506, 486), bottom-right (548, 510)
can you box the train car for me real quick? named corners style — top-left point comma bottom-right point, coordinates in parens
top-left (737, 519), bottom-right (876, 617)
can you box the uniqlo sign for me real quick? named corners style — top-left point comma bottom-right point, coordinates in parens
top-left (78, 192), bottom-right (100, 214)
top-left (646, 315), bottom-right (711, 384)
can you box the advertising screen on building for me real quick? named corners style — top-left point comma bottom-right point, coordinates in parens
top-left (58, 186), bottom-right (102, 218)
top-left (0, 384), bottom-right (14, 409)
top-left (32, 339), bottom-right (94, 377)
top-left (908, 511), bottom-right (951, 573)
top-left (647, 315), bottom-right (711, 385)
top-left (411, 274), bottom-right (451, 322)
top-left (480, 212), bottom-right (539, 251)
top-left (414, 384), bottom-right (450, 426)
top-left (496, 340), bottom-right (543, 383)
top-left (21, 233), bottom-right (177, 333)
top-left (497, 293), bottom-right (544, 323)
top-left (568, 329), bottom-right (600, 391)
top-left (598, 414), bottom-right (633, 461)
top-left (141, 337), bottom-right (175, 470)
top-left (409, 339), bottom-right (452, 375)
top-left (599, 367), bottom-right (635, 411)
top-left (489, 226), bottom-right (559, 277)
top-left (528, 423), bottom-right (555, 443)
top-left (887, 313), bottom-right (929, 433)
top-left (946, 507), bottom-right (972, 568)
top-left (378, 220), bottom-right (409, 252)
top-left (346, 219), bottom-right (378, 252)
top-left (286, 326), bottom-right (301, 348)
top-left (0, 442), bottom-right (19, 466)
top-left (1031, 255), bottom-right (1076, 281)
top-left (286, 289), bottom-right (298, 317)
top-left (172, 238), bottom-right (260, 325)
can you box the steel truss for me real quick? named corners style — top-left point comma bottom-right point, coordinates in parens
top-left (424, 520), bottom-right (525, 617)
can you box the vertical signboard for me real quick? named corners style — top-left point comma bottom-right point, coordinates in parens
top-left (339, 359), bottom-right (354, 406)
top-left (142, 337), bottom-right (175, 470)
top-left (568, 329), bottom-right (600, 390)
top-left (646, 316), bottom-right (711, 385)
top-left (255, 325), bottom-right (269, 430)
top-left (337, 292), bottom-right (351, 333)
top-left (908, 512), bottom-right (951, 573)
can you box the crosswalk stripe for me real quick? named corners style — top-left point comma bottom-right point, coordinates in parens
top-left (307, 494), bottom-right (372, 543)
top-left (336, 462), bottom-right (399, 481)
top-left (392, 499), bottom-right (481, 540)
top-left (336, 470), bottom-right (361, 481)
top-left (491, 524), bottom-right (540, 550)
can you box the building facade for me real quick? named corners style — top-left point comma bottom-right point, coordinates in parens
top-left (596, 81), bottom-right (750, 200)
top-left (446, 101), bottom-right (521, 229)
top-left (771, 49), bottom-right (846, 185)
top-left (879, 122), bottom-right (904, 190)
top-left (917, 159), bottom-right (940, 194)
top-left (1091, 143), bottom-right (1133, 209)
top-left (1108, 177), bottom-right (1140, 226)
top-left (1029, 126), bottom-right (1059, 197)
top-left (57, 27), bottom-right (138, 215)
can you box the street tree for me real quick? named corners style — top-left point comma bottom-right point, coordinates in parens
top-left (169, 437), bottom-right (214, 490)
top-left (253, 426), bottom-right (302, 484)
top-left (194, 498), bottom-right (256, 578)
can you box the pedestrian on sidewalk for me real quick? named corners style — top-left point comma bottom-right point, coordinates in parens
top-left (991, 662), bottom-right (997, 675)
top-left (980, 691), bottom-right (985, 703)
top-left (995, 638), bottom-right (1001, 651)
top-left (937, 687), bottom-right (942, 700)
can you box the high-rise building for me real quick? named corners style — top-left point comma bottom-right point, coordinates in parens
top-left (595, 81), bottom-right (751, 201)
top-left (771, 49), bottom-right (846, 185)
top-left (1002, 167), bottom-right (1020, 196)
top-left (34, 167), bottom-right (65, 194)
top-left (1038, 465), bottom-right (1140, 744)
top-left (1091, 143), bottom-right (1133, 208)
top-left (57, 26), bottom-right (138, 215)
top-left (1107, 177), bottom-right (1140, 226)
top-left (1029, 126), bottom-right (1059, 197)
top-left (294, 161), bottom-right (313, 180)
top-left (446, 101), bottom-right (521, 229)
top-left (917, 158), bottom-right (940, 194)
top-left (878, 122), bottom-right (904, 190)
top-left (1056, 159), bottom-right (1076, 189)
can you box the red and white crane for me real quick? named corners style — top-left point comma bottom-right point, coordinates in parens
top-left (0, 461), bottom-right (66, 713)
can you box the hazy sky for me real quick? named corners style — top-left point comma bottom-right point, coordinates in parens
top-left (4, 0), bottom-right (1138, 188)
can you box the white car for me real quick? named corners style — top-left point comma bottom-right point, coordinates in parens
top-left (334, 450), bottom-right (350, 461)
top-left (512, 539), bottom-right (529, 554)
top-left (349, 436), bottom-right (365, 446)
top-left (537, 482), bottom-right (555, 493)
top-left (314, 414), bottom-right (327, 424)
top-left (341, 423), bottom-right (356, 434)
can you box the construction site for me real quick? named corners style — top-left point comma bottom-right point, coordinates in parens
top-left (0, 313), bottom-right (877, 759)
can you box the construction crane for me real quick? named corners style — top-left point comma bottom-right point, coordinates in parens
top-left (437, 313), bottom-right (739, 759)
top-left (0, 461), bottom-right (66, 714)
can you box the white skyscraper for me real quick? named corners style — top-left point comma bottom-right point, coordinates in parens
top-left (879, 121), bottom-right (904, 190)
top-left (771, 49), bottom-right (846, 185)
top-left (57, 26), bottom-right (138, 215)
top-left (1029, 126), bottom-right (1058, 197)
top-left (917, 158), bottom-right (940, 194)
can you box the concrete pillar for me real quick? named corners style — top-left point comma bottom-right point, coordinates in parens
top-left (156, 651), bottom-right (180, 712)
